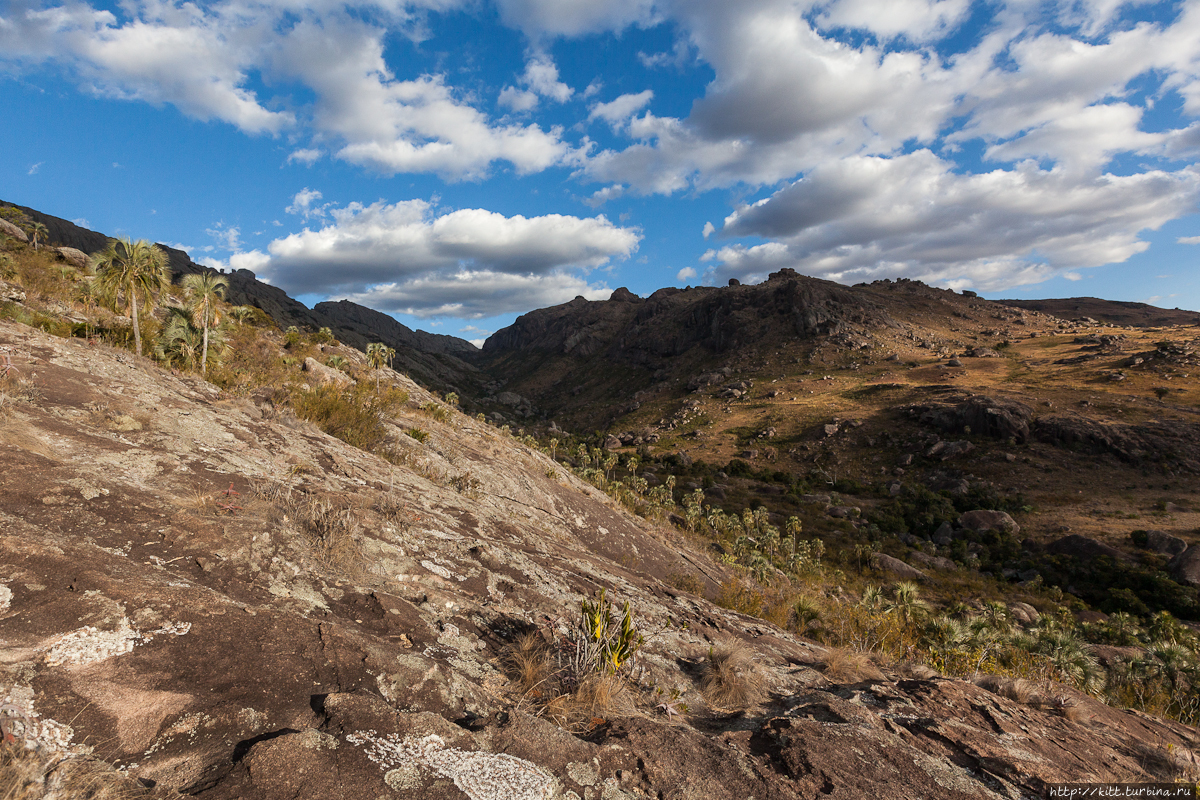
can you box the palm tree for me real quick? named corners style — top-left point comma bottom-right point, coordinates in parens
top-left (92, 237), bottom-right (169, 357)
top-left (182, 271), bottom-right (229, 374)
top-left (29, 222), bottom-right (48, 251)
top-left (228, 305), bottom-right (257, 325)
top-left (365, 342), bottom-right (396, 390)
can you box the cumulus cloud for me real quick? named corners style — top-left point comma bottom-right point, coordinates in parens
top-left (707, 150), bottom-right (1200, 291)
top-left (346, 270), bottom-right (612, 318)
top-left (0, 0), bottom-right (569, 180)
top-left (249, 198), bottom-right (640, 317)
top-left (676, 266), bottom-right (697, 281)
top-left (1179, 236), bottom-right (1200, 245)
top-left (285, 188), bottom-right (327, 220)
top-left (288, 148), bottom-right (323, 166)
top-left (498, 54), bottom-right (572, 111)
top-left (492, 0), bottom-right (659, 37)
top-left (588, 90), bottom-right (653, 128)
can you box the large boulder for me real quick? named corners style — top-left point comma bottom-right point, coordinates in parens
top-left (958, 510), bottom-right (1019, 535)
top-left (1140, 530), bottom-right (1188, 557)
top-left (911, 395), bottom-right (1033, 443)
top-left (0, 217), bottom-right (28, 242)
top-left (56, 246), bottom-right (90, 271)
top-left (871, 553), bottom-right (928, 581)
top-left (1046, 534), bottom-right (1131, 562)
top-left (1169, 546), bottom-right (1200, 587)
top-left (907, 551), bottom-right (956, 571)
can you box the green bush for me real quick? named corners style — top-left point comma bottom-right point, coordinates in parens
top-left (291, 383), bottom-right (407, 453)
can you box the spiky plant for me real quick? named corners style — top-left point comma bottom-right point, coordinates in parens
top-left (181, 271), bottom-right (229, 374)
top-left (91, 237), bottom-right (169, 357)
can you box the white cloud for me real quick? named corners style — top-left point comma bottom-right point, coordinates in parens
top-left (498, 86), bottom-right (539, 111)
top-left (346, 270), bottom-right (612, 318)
top-left (285, 188), bottom-right (327, 220)
top-left (205, 223), bottom-right (242, 252)
top-left (1178, 236), bottom-right (1200, 245)
top-left (492, 0), bottom-right (659, 37)
top-left (249, 198), bottom-right (640, 317)
top-left (583, 184), bottom-right (626, 208)
top-left (588, 90), bottom-right (653, 128)
top-left (709, 150), bottom-right (1200, 291)
top-left (676, 266), bottom-right (697, 281)
top-left (288, 148), bottom-right (323, 166)
top-left (702, 221), bottom-right (715, 238)
top-left (815, 0), bottom-right (971, 43)
top-left (522, 55), bottom-right (572, 102)
top-left (27, 162), bottom-right (42, 175)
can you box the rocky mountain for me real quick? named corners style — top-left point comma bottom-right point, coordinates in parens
top-left (3, 318), bottom-right (1200, 799)
top-left (999, 297), bottom-right (1200, 327)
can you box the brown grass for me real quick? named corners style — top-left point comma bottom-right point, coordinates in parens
top-left (975, 675), bottom-right (1037, 704)
top-left (502, 632), bottom-right (553, 698)
top-left (700, 642), bottom-right (765, 711)
top-left (543, 675), bottom-right (631, 731)
top-left (821, 646), bottom-right (884, 683)
top-left (0, 743), bottom-right (151, 800)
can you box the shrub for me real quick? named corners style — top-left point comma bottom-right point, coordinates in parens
top-left (407, 427), bottom-right (429, 443)
top-left (291, 383), bottom-right (406, 453)
top-left (421, 401), bottom-right (451, 423)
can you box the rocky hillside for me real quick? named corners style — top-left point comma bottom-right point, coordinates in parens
top-left (3, 319), bottom-right (1200, 798)
top-left (0, 201), bottom-right (483, 397)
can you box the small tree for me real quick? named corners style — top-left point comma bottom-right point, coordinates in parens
top-left (28, 222), bottom-right (48, 251)
top-left (92, 237), bottom-right (169, 357)
top-left (366, 342), bottom-right (396, 390)
top-left (181, 271), bottom-right (229, 374)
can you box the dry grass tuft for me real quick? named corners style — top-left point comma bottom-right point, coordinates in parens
top-left (700, 642), bottom-right (765, 711)
top-left (502, 632), bottom-right (553, 698)
top-left (821, 647), bottom-right (884, 684)
top-left (898, 662), bottom-right (940, 680)
top-left (0, 744), bottom-right (151, 800)
top-left (543, 675), bottom-right (630, 731)
top-left (975, 675), bottom-right (1038, 705)
top-left (300, 496), bottom-right (364, 575)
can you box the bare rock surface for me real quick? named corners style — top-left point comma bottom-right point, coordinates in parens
top-left (959, 509), bottom-right (1020, 534)
top-left (1170, 546), bottom-right (1200, 588)
top-left (1, 319), bottom-right (1199, 798)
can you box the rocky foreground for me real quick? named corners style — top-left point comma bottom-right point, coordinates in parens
top-left (1, 319), bottom-right (1199, 799)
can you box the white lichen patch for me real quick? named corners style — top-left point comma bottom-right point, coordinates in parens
top-left (0, 584), bottom-right (12, 613)
top-left (1, 685), bottom-right (88, 759)
top-left (348, 731), bottom-right (556, 800)
top-left (44, 618), bottom-right (192, 667)
top-left (45, 623), bottom-right (140, 666)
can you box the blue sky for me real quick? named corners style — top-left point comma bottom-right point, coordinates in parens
top-left (4, 0), bottom-right (1200, 346)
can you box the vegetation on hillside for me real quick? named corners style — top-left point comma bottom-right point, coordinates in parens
top-left (3, 215), bottom-right (1200, 729)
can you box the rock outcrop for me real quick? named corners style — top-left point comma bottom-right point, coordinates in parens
top-left (4, 319), bottom-right (1199, 797)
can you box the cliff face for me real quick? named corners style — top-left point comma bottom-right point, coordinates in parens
top-left (2, 319), bottom-right (1199, 799)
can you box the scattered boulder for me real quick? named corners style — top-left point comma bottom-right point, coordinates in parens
top-left (907, 551), bottom-right (956, 571)
top-left (55, 246), bottom-right (90, 270)
top-left (871, 553), bottom-right (928, 581)
top-left (602, 434), bottom-right (621, 450)
top-left (967, 347), bottom-right (1001, 358)
top-left (1045, 535), bottom-right (1131, 562)
top-left (932, 521), bottom-right (955, 545)
top-left (1008, 602), bottom-right (1040, 625)
top-left (958, 510), bottom-right (1019, 535)
top-left (496, 391), bottom-right (524, 406)
top-left (1169, 546), bottom-right (1200, 587)
top-left (0, 280), bottom-right (25, 303)
top-left (0, 218), bottom-right (28, 242)
top-left (1138, 530), bottom-right (1188, 557)
top-left (827, 506), bottom-right (860, 519)
top-left (926, 440), bottom-right (974, 460)
top-left (302, 357), bottom-right (353, 388)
